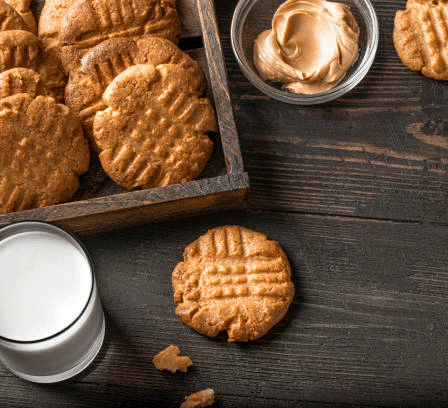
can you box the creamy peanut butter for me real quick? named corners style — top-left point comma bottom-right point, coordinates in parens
top-left (254, 0), bottom-right (360, 95)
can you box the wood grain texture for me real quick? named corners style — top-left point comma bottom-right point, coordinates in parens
top-left (0, 174), bottom-right (248, 234)
top-left (177, 0), bottom-right (201, 39)
top-left (216, 0), bottom-right (448, 223)
top-left (2, 0), bottom-right (448, 407)
top-left (3, 211), bottom-right (448, 407)
top-left (197, 0), bottom-right (245, 175)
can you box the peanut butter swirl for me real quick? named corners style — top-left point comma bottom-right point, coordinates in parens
top-left (254, 0), bottom-right (360, 95)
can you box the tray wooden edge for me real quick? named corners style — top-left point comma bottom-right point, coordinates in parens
top-left (197, 0), bottom-right (245, 175)
top-left (0, 173), bottom-right (249, 234)
top-left (0, 0), bottom-right (248, 234)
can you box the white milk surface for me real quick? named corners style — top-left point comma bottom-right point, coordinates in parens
top-left (0, 231), bottom-right (92, 342)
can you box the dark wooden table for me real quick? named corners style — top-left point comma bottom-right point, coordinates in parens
top-left (2, 0), bottom-right (448, 406)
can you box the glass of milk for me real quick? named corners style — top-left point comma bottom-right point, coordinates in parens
top-left (0, 221), bottom-right (105, 383)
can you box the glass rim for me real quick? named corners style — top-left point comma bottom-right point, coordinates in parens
top-left (0, 221), bottom-right (95, 345)
top-left (230, 0), bottom-right (380, 105)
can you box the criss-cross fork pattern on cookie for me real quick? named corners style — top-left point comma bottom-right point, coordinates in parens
top-left (0, 68), bottom-right (53, 98)
top-left (65, 36), bottom-right (206, 152)
top-left (394, 0), bottom-right (448, 79)
top-left (0, 30), bottom-right (65, 93)
top-left (93, 63), bottom-right (215, 189)
top-left (172, 226), bottom-right (295, 342)
top-left (0, 0), bottom-right (28, 31)
top-left (0, 94), bottom-right (89, 213)
top-left (59, 0), bottom-right (181, 71)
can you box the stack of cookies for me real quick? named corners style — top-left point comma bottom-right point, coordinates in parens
top-left (64, 35), bottom-right (216, 189)
top-left (0, 0), bottom-right (217, 214)
top-left (0, 0), bottom-right (89, 214)
top-left (41, 0), bottom-right (217, 189)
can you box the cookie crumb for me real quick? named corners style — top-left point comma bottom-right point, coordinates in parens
top-left (180, 389), bottom-right (215, 408)
top-left (152, 345), bottom-right (192, 373)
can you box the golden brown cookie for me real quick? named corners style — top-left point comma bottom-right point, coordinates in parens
top-left (0, 0), bottom-right (28, 31)
top-left (0, 93), bottom-right (89, 214)
top-left (152, 345), bottom-right (193, 373)
top-left (38, 0), bottom-right (74, 61)
top-left (394, 0), bottom-right (448, 80)
top-left (172, 226), bottom-right (295, 342)
top-left (5, 0), bottom-right (36, 33)
top-left (65, 36), bottom-right (207, 151)
top-left (59, 0), bottom-right (182, 73)
top-left (0, 30), bottom-right (66, 98)
top-left (93, 64), bottom-right (216, 189)
top-left (0, 68), bottom-right (54, 99)
top-left (180, 389), bottom-right (215, 408)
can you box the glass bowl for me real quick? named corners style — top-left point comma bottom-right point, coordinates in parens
top-left (231, 0), bottom-right (379, 104)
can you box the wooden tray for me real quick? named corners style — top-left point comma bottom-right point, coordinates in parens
top-left (0, 0), bottom-right (249, 234)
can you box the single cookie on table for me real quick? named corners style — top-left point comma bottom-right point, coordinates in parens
top-left (0, 68), bottom-right (54, 99)
top-left (152, 345), bottom-right (192, 373)
top-left (180, 389), bottom-right (215, 408)
top-left (65, 36), bottom-right (207, 151)
top-left (93, 64), bottom-right (216, 190)
top-left (0, 0), bottom-right (29, 31)
top-left (0, 93), bottom-right (89, 214)
top-left (38, 0), bottom-right (74, 61)
top-left (172, 226), bottom-right (295, 342)
top-left (5, 0), bottom-right (36, 33)
top-left (0, 30), bottom-right (66, 98)
top-left (394, 0), bottom-right (448, 80)
top-left (59, 0), bottom-right (182, 73)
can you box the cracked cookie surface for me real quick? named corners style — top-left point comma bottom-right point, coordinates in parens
top-left (0, 30), bottom-right (66, 98)
top-left (0, 68), bottom-right (54, 99)
top-left (0, 0), bottom-right (28, 31)
top-left (394, 0), bottom-right (448, 79)
top-left (66, 36), bottom-right (206, 151)
top-left (172, 226), bottom-right (295, 342)
top-left (59, 0), bottom-right (181, 72)
top-left (5, 0), bottom-right (36, 33)
top-left (0, 93), bottom-right (89, 213)
top-left (93, 64), bottom-right (215, 189)
top-left (38, 0), bottom-right (73, 62)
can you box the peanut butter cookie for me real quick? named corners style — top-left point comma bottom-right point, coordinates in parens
top-left (38, 0), bottom-right (73, 62)
top-left (93, 64), bottom-right (215, 189)
top-left (0, 93), bottom-right (89, 214)
top-left (172, 226), bottom-right (295, 342)
top-left (5, 0), bottom-right (36, 33)
top-left (59, 0), bottom-right (182, 72)
top-left (0, 0), bottom-right (28, 31)
top-left (65, 36), bottom-right (206, 151)
top-left (0, 68), bottom-right (53, 99)
top-left (394, 0), bottom-right (448, 80)
top-left (0, 30), bottom-right (65, 98)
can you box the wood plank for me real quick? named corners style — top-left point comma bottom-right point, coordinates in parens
top-left (2, 211), bottom-right (448, 406)
top-left (197, 0), bottom-right (245, 175)
top-left (0, 376), bottom-right (384, 408)
top-left (0, 174), bottom-right (248, 234)
top-left (215, 0), bottom-right (448, 223)
top-left (177, 0), bottom-right (201, 38)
